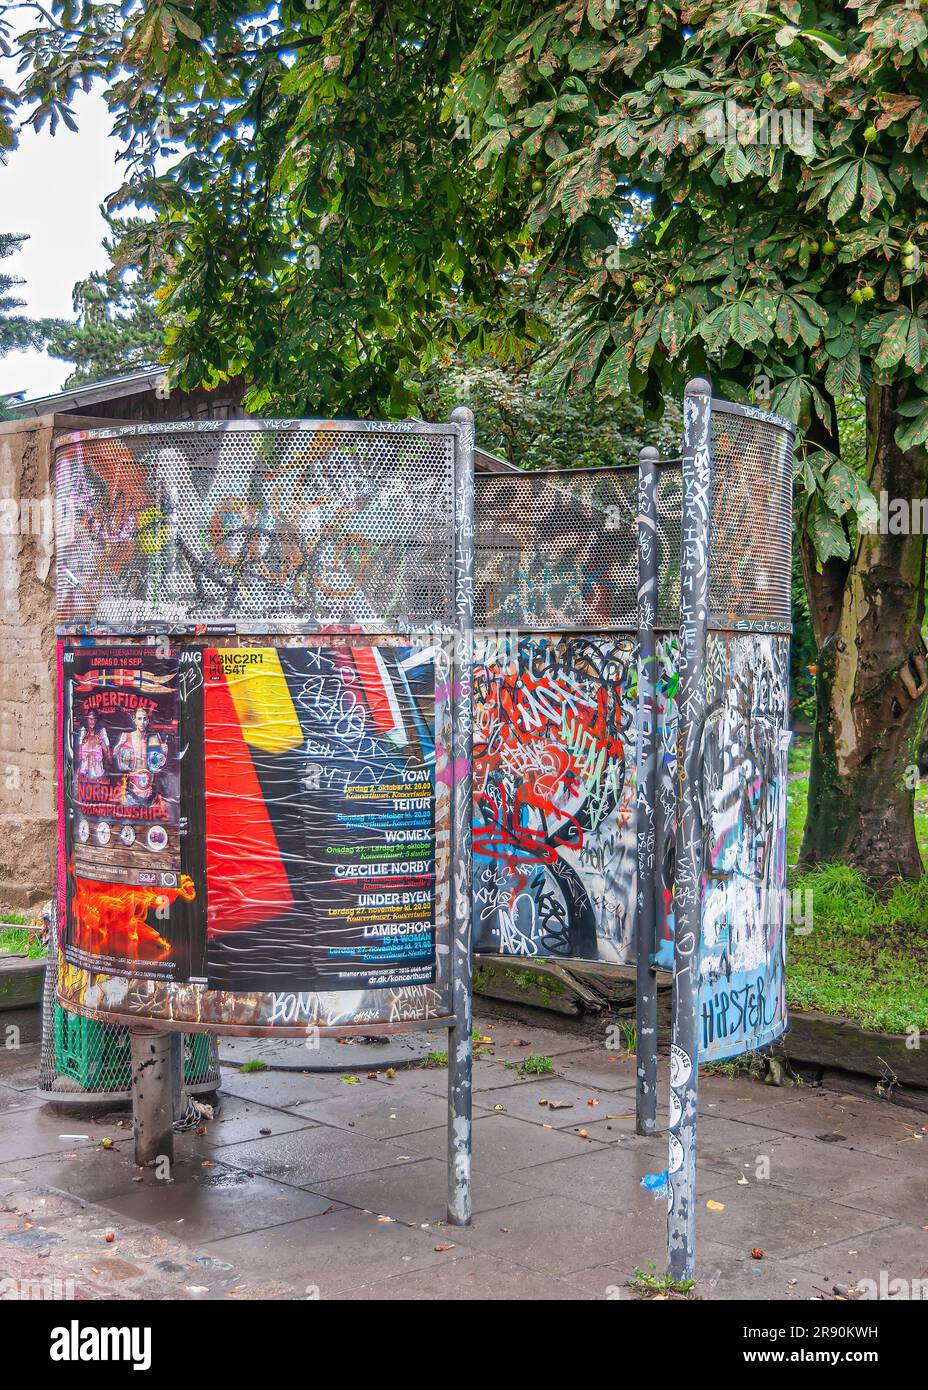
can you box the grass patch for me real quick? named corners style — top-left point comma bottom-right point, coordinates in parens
top-left (788, 736), bottom-right (812, 778)
top-left (784, 741), bottom-right (928, 1033)
top-left (518, 1053), bottom-right (554, 1077)
top-left (789, 863), bottom-right (928, 1033)
top-left (610, 1019), bottom-right (636, 1056)
top-left (421, 1050), bottom-right (448, 1068)
top-left (629, 1264), bottom-right (697, 1299)
top-left (0, 925), bottom-right (45, 959)
top-left (702, 1052), bottom-right (764, 1079)
top-left (239, 1058), bottom-right (269, 1073)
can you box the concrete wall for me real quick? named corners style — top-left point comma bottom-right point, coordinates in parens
top-left (0, 413), bottom-right (122, 910)
top-left (0, 415), bottom-right (58, 909)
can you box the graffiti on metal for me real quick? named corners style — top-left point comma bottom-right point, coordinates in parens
top-left (55, 424), bottom-right (456, 631)
top-left (471, 632), bottom-right (678, 965)
top-left (698, 633), bottom-right (790, 1061)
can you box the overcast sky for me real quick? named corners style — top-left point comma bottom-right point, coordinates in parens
top-left (1, 86), bottom-right (120, 400)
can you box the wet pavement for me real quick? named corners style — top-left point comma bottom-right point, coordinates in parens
top-left (0, 1015), bottom-right (925, 1301)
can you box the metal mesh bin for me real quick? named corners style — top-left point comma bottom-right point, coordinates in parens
top-left (39, 908), bottom-right (220, 1105)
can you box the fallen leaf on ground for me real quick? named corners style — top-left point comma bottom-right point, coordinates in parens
top-left (706, 1200), bottom-right (725, 1212)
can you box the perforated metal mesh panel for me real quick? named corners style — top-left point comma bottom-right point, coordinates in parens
top-left (475, 468), bottom-right (640, 629)
top-left (709, 403), bottom-right (793, 627)
top-left (475, 404), bottom-right (793, 631)
top-left (55, 423), bottom-right (456, 630)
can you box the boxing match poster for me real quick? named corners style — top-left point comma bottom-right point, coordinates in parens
top-left (61, 645), bottom-right (203, 983)
top-left (203, 645), bottom-right (437, 993)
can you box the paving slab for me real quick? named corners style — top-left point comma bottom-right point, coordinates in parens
top-left (546, 1047), bottom-right (640, 1092)
top-left (820, 1168), bottom-right (928, 1228)
top-left (202, 1204), bottom-right (472, 1298)
top-left (696, 1177), bottom-right (896, 1262)
top-left (411, 1057), bottom-right (530, 1096)
top-left (724, 1132), bottom-right (905, 1203)
top-left (219, 1031), bottom-right (445, 1073)
top-left (0, 1043), bottom-right (44, 1091)
top-left (336, 1249), bottom-right (593, 1301)
top-left (214, 1068), bottom-right (349, 1108)
top-left (692, 1255), bottom-right (835, 1302)
top-left (433, 1193), bottom-right (667, 1278)
top-left (311, 1156), bottom-right (538, 1225)
top-left (217, 1124), bottom-right (430, 1187)
top-left (567, 1239), bottom-right (827, 1301)
top-left (784, 1220), bottom-right (928, 1290)
top-left (470, 1021), bottom-right (597, 1062)
top-left (403, 1112), bottom-right (609, 1173)
top-left (0, 1081), bottom-right (43, 1115)
top-left (473, 1076), bottom-right (629, 1128)
top-left (192, 1093), bottom-right (318, 1148)
top-left (90, 1157), bottom-right (346, 1243)
top-left (284, 1087), bottom-right (451, 1139)
top-left (0, 1101), bottom-right (133, 1165)
top-left (503, 1134), bottom-right (736, 1206)
top-left (729, 1088), bottom-right (926, 1149)
top-left (696, 1072), bottom-right (807, 1116)
top-left (0, 1011), bottom-right (924, 1300)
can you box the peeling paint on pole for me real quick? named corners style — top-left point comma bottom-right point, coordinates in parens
top-left (636, 445), bottom-right (660, 1136)
top-left (447, 405), bottom-right (475, 1227)
top-left (668, 378), bottom-right (712, 1282)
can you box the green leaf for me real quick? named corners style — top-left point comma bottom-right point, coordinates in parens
top-left (571, 323), bottom-right (611, 388)
top-left (895, 400), bottom-right (928, 451)
top-left (569, 40), bottom-right (608, 71)
top-left (824, 342), bottom-right (861, 397)
top-left (859, 162), bottom-right (883, 222)
top-left (827, 161), bottom-right (860, 222)
top-left (875, 312), bottom-right (912, 371)
top-left (821, 459), bottom-right (877, 527)
top-left (906, 316), bottom-right (928, 372)
top-left (798, 28), bottom-right (846, 63)
top-left (596, 345), bottom-right (632, 397)
top-left (808, 493), bottom-right (850, 563)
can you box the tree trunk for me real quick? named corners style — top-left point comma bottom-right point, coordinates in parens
top-left (800, 382), bottom-right (928, 879)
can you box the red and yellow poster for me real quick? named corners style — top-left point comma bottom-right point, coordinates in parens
top-left (203, 645), bottom-right (437, 993)
top-left (61, 645), bottom-right (202, 982)
top-left (59, 641), bottom-right (438, 994)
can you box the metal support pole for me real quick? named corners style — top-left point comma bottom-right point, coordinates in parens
top-left (668, 377), bottom-right (712, 1282)
top-left (130, 1029), bottom-right (174, 1168)
top-left (447, 404), bottom-right (475, 1227)
top-left (635, 445), bottom-right (660, 1136)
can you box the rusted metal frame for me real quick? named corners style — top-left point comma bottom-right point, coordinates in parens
top-left (62, 1006), bottom-right (458, 1039)
top-left (635, 446), bottom-right (660, 1136)
top-left (447, 406), bottom-right (476, 1226)
top-left (668, 378), bottom-right (713, 1282)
